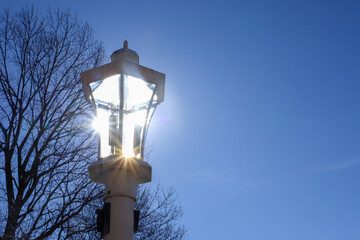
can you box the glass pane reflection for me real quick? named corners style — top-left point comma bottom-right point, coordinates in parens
top-left (90, 74), bottom-right (157, 159)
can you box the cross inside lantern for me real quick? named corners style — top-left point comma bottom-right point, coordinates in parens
top-left (81, 41), bottom-right (165, 160)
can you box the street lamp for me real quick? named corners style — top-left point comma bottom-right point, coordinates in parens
top-left (81, 40), bottom-right (165, 240)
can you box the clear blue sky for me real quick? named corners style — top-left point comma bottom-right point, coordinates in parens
top-left (2, 0), bottom-right (360, 239)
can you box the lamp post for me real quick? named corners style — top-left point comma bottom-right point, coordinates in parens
top-left (81, 40), bottom-right (165, 240)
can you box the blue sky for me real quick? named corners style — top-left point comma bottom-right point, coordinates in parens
top-left (2, 0), bottom-right (360, 239)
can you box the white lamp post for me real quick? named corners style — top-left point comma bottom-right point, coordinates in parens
top-left (81, 41), bottom-right (165, 240)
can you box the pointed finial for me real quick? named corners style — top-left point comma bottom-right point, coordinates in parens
top-left (124, 40), bottom-right (128, 48)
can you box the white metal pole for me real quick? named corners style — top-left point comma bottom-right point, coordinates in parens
top-left (104, 168), bottom-right (137, 240)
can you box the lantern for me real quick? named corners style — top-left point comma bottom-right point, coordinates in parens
top-left (81, 41), bottom-right (165, 161)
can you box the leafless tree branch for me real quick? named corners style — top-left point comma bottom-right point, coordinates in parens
top-left (0, 7), bottom-right (104, 239)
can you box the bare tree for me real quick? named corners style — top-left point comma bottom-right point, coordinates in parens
top-left (135, 184), bottom-right (186, 240)
top-left (0, 7), bottom-right (104, 239)
top-left (0, 7), bottom-right (186, 239)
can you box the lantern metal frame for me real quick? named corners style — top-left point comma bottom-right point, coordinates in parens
top-left (81, 58), bottom-right (165, 161)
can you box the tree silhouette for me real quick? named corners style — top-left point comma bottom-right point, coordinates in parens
top-left (0, 7), bottom-right (104, 239)
top-left (135, 184), bottom-right (186, 240)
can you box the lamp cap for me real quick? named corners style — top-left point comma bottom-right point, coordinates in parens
top-left (111, 40), bottom-right (139, 64)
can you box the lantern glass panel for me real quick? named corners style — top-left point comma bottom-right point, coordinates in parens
top-left (90, 74), bottom-right (157, 159)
